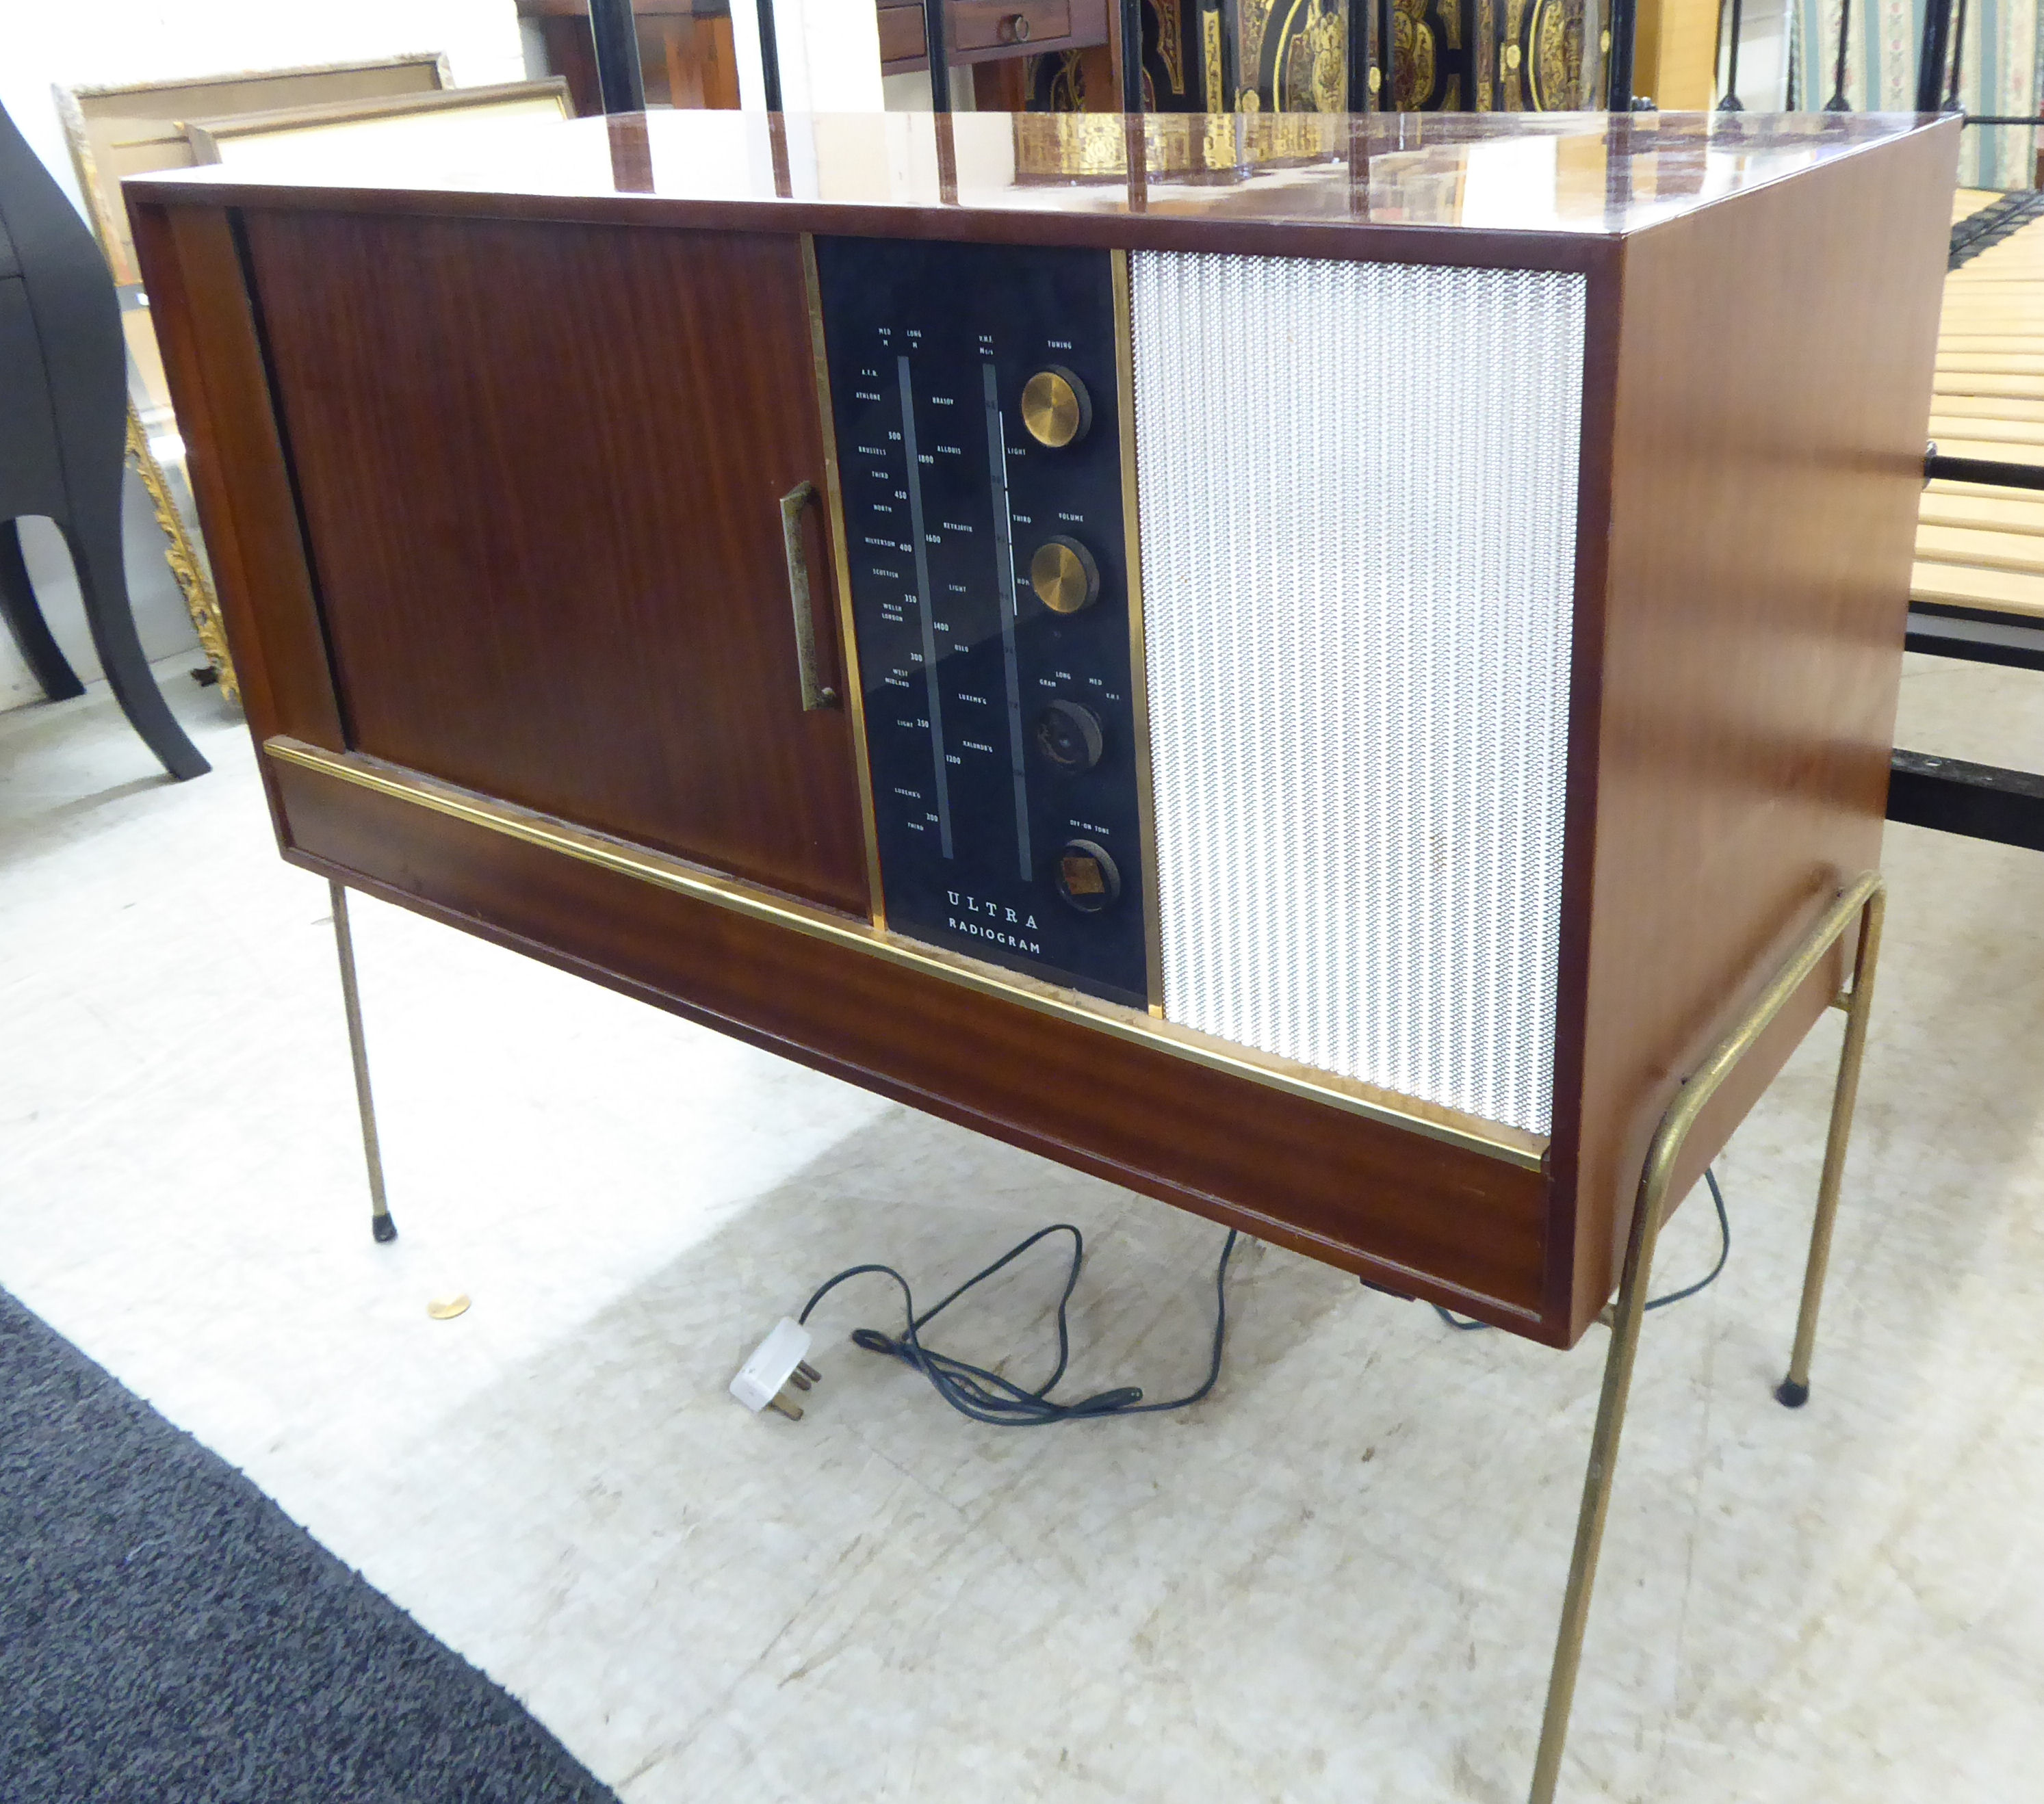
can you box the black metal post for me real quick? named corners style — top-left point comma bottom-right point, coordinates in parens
top-left (1378, 0), bottom-right (1396, 108)
top-left (1347, 0), bottom-right (1372, 109)
top-left (1926, 449), bottom-right (2044, 488)
top-left (755, 0), bottom-right (784, 112)
top-left (1606, 0), bottom-right (1638, 109)
top-left (1944, 0), bottom-right (1969, 109)
top-left (1889, 750), bottom-right (2044, 851)
top-left (1917, 0), bottom-right (1954, 112)
top-left (1122, 0), bottom-right (1147, 112)
top-left (1716, 0), bottom-right (1746, 109)
top-left (1825, 0), bottom-right (1853, 109)
top-left (924, 0), bottom-right (952, 111)
top-left (588, 0), bottom-right (646, 114)
top-left (1908, 605), bottom-right (2044, 672)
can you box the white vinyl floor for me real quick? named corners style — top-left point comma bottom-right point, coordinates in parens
top-left (3, 652), bottom-right (2043, 1803)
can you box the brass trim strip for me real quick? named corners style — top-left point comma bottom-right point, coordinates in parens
top-left (1112, 248), bottom-right (1166, 1018)
top-left (801, 232), bottom-right (886, 930)
top-left (267, 735), bottom-right (1546, 1171)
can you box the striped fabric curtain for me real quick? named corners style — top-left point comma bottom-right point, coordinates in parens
top-left (1791, 0), bottom-right (2039, 185)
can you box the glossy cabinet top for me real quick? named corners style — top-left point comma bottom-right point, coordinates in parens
top-left (131, 107), bottom-right (1950, 240)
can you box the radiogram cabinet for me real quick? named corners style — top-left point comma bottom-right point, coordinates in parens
top-left (129, 109), bottom-right (1956, 1346)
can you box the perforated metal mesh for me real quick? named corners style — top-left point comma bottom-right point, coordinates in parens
top-left (1131, 252), bottom-right (1585, 1135)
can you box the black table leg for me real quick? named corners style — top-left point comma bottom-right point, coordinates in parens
top-left (0, 516), bottom-right (83, 701)
top-left (60, 470), bottom-right (209, 781)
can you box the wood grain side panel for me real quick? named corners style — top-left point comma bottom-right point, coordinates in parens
top-left (240, 210), bottom-right (870, 917)
top-left (126, 201), bottom-right (344, 761)
top-left (1566, 122), bottom-right (1958, 1339)
top-left (273, 756), bottom-right (1555, 1332)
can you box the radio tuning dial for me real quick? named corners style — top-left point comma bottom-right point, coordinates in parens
top-left (1030, 536), bottom-right (1100, 614)
top-left (1020, 367), bottom-right (1093, 449)
top-left (1034, 699), bottom-right (1104, 774)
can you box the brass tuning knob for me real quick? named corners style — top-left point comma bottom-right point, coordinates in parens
top-left (1030, 536), bottom-right (1100, 614)
top-left (1020, 367), bottom-right (1092, 449)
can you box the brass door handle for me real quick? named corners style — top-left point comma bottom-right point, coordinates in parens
top-left (779, 481), bottom-right (839, 711)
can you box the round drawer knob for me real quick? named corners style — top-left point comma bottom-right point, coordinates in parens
top-left (1054, 839), bottom-right (1122, 914)
top-left (1020, 366), bottom-right (1092, 449)
top-left (1029, 536), bottom-right (1100, 615)
top-left (1000, 12), bottom-right (1032, 41)
top-left (1033, 698), bottom-right (1104, 773)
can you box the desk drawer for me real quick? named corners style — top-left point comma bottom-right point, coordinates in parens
top-left (878, 0), bottom-right (1077, 66)
top-left (955, 0), bottom-right (1071, 50)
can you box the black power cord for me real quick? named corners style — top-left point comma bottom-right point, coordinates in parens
top-left (1433, 1166), bottom-right (1732, 1332)
top-left (798, 1223), bottom-right (1239, 1427)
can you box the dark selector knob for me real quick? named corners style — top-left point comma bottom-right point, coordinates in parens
top-left (1030, 536), bottom-right (1100, 614)
top-left (1033, 699), bottom-right (1104, 774)
top-left (1054, 839), bottom-right (1122, 914)
top-left (1020, 367), bottom-right (1092, 448)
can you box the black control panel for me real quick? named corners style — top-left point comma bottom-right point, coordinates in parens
top-left (816, 238), bottom-right (1147, 1007)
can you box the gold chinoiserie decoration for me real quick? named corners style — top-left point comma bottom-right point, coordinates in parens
top-left (1020, 367), bottom-right (1090, 448)
top-left (126, 401), bottom-right (238, 703)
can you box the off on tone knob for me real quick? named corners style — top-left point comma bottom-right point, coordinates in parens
top-left (1020, 367), bottom-right (1092, 449)
top-left (1030, 536), bottom-right (1100, 614)
top-left (1054, 839), bottom-right (1121, 914)
top-left (1033, 698), bottom-right (1104, 774)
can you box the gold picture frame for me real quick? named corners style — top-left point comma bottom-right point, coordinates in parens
top-left (182, 80), bottom-right (571, 170)
top-left (56, 55), bottom-right (458, 702)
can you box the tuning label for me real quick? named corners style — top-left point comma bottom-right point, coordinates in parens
top-left (816, 237), bottom-right (1146, 1006)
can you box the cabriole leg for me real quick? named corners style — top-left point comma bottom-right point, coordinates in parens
top-left (330, 879), bottom-right (396, 1243)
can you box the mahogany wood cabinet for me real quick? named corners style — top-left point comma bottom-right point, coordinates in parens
top-left (127, 109), bottom-right (1956, 1346)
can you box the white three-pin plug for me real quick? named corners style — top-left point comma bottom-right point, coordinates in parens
top-left (730, 1318), bottom-right (821, 1422)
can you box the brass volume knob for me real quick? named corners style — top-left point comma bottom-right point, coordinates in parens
top-left (1030, 536), bottom-right (1100, 614)
top-left (1020, 367), bottom-right (1092, 449)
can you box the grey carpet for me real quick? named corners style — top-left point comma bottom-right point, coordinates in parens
top-left (0, 1287), bottom-right (619, 1803)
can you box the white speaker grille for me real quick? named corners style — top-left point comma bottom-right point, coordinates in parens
top-left (1131, 252), bottom-right (1585, 1136)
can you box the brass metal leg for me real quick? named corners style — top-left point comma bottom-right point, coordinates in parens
top-left (1527, 874), bottom-right (1885, 1804)
top-left (1778, 885), bottom-right (1885, 1408)
top-left (330, 880), bottom-right (397, 1244)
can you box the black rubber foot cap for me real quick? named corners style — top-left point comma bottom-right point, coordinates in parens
top-left (372, 1214), bottom-right (398, 1244)
top-left (1775, 1377), bottom-right (1810, 1409)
